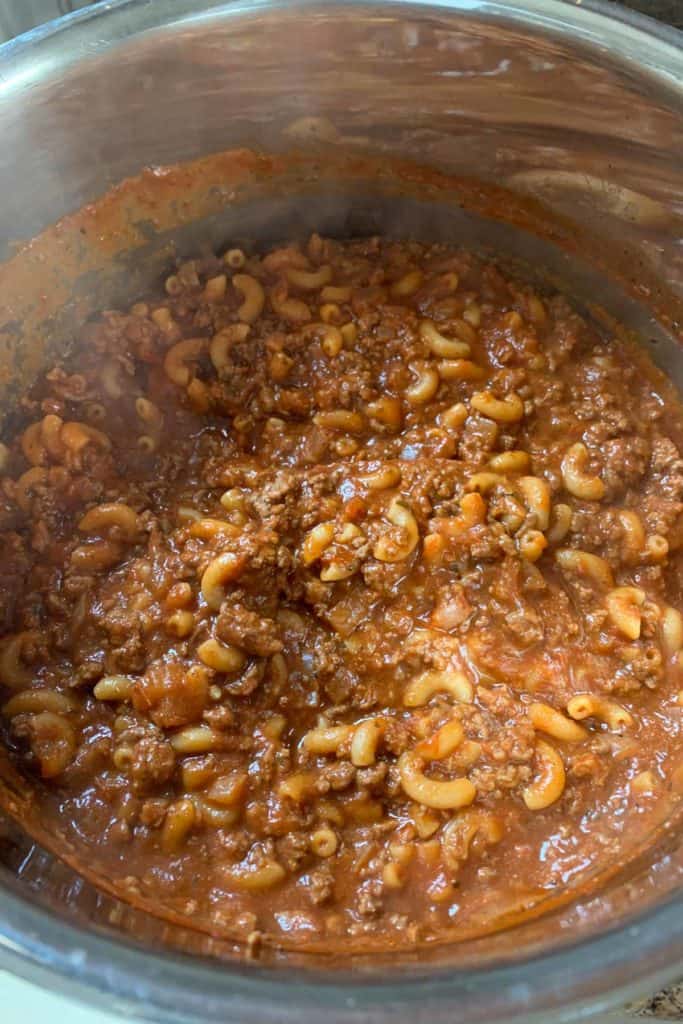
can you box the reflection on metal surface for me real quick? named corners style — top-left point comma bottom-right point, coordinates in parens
top-left (0, 0), bottom-right (95, 42)
top-left (507, 170), bottom-right (671, 228)
top-left (0, 0), bottom-right (680, 311)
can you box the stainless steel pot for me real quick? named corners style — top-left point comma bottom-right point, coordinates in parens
top-left (0, 1), bottom-right (682, 1021)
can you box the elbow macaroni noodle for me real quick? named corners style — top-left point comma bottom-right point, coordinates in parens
top-left (561, 442), bottom-right (605, 501)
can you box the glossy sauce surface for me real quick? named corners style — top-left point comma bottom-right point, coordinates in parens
top-left (0, 236), bottom-right (681, 952)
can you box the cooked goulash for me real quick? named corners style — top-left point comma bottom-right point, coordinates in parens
top-left (0, 236), bottom-right (682, 949)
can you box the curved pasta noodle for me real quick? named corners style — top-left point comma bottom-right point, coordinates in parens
top-left (528, 702), bottom-right (586, 742)
top-left (135, 398), bottom-right (164, 443)
top-left (21, 421), bottom-right (47, 466)
top-left (465, 472), bottom-right (502, 495)
top-left (301, 522), bottom-right (335, 565)
top-left (470, 390), bottom-right (524, 423)
top-left (518, 529), bottom-right (547, 563)
top-left (186, 378), bottom-right (210, 414)
top-left (561, 442), bottom-right (605, 500)
top-left (439, 402), bottom-right (468, 430)
top-left (61, 422), bottom-right (111, 454)
top-left (197, 638), bottom-right (246, 673)
top-left (419, 319), bottom-right (471, 359)
top-left (182, 759), bottom-right (219, 793)
top-left (41, 414), bottom-right (66, 461)
top-left (78, 502), bottom-right (138, 541)
top-left (166, 609), bottom-right (195, 638)
top-left (151, 307), bottom-right (177, 333)
top-left (518, 476), bottom-right (551, 531)
top-left (161, 799), bottom-right (196, 853)
top-left (233, 274), bottom-right (265, 323)
top-left (14, 467), bottom-right (48, 512)
top-left (358, 464), bottom-right (402, 491)
top-left (645, 534), bottom-right (669, 562)
top-left (661, 605), bottom-right (683, 656)
top-left (196, 798), bottom-right (241, 830)
top-left (93, 676), bottom-right (133, 702)
top-left (522, 739), bottom-right (566, 810)
top-left (405, 362), bottom-right (440, 405)
top-left (398, 750), bottom-right (476, 811)
top-left (617, 509), bottom-right (645, 563)
top-left (439, 492), bottom-right (487, 538)
top-left (262, 245), bottom-right (309, 273)
top-left (170, 725), bottom-right (223, 753)
top-left (313, 410), bottom-right (365, 434)
top-left (437, 359), bottom-right (485, 382)
top-left (350, 718), bottom-right (384, 767)
top-left (340, 322), bottom-right (358, 347)
top-left (366, 395), bottom-right (403, 431)
top-left (203, 274), bottom-right (227, 302)
top-left (0, 630), bottom-right (40, 690)
top-left (176, 505), bottom-right (202, 524)
top-left (320, 561), bottom-right (355, 582)
top-left (303, 322), bottom-right (344, 358)
top-left (302, 724), bottom-right (353, 755)
top-left (320, 285), bottom-right (352, 303)
top-left (445, 316), bottom-right (477, 343)
top-left (605, 586), bottom-right (645, 640)
top-left (200, 552), bottom-right (247, 610)
top-left (567, 694), bottom-right (634, 732)
top-left (390, 269), bottom-right (423, 298)
top-left (222, 858), bottom-right (286, 891)
top-left (319, 302), bottom-right (341, 324)
top-left (71, 540), bottom-right (123, 572)
top-left (555, 548), bottom-right (614, 589)
top-left (164, 337), bottom-right (207, 387)
top-left (546, 503), bottom-right (572, 545)
top-left (278, 771), bottom-right (316, 803)
top-left (189, 518), bottom-right (241, 540)
top-left (414, 718), bottom-right (464, 760)
top-left (209, 323), bottom-right (250, 371)
top-left (269, 282), bottom-right (311, 323)
top-left (403, 670), bottom-right (474, 707)
top-left (373, 498), bottom-right (419, 562)
top-left (489, 450), bottom-right (530, 474)
top-left (27, 711), bottom-right (77, 779)
top-left (3, 688), bottom-right (77, 717)
top-left (285, 265), bottom-right (332, 290)
top-left (441, 810), bottom-right (503, 869)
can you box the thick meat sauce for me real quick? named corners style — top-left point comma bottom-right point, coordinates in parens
top-left (0, 236), bottom-right (682, 951)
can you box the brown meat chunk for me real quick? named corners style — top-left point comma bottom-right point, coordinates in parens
top-left (129, 737), bottom-right (175, 792)
top-left (276, 830), bottom-right (312, 872)
top-left (356, 877), bottom-right (384, 917)
top-left (315, 761), bottom-right (356, 792)
top-left (300, 865), bottom-right (335, 905)
top-left (216, 601), bottom-right (282, 656)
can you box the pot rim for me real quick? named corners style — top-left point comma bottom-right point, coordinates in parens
top-left (0, 0), bottom-right (682, 100)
